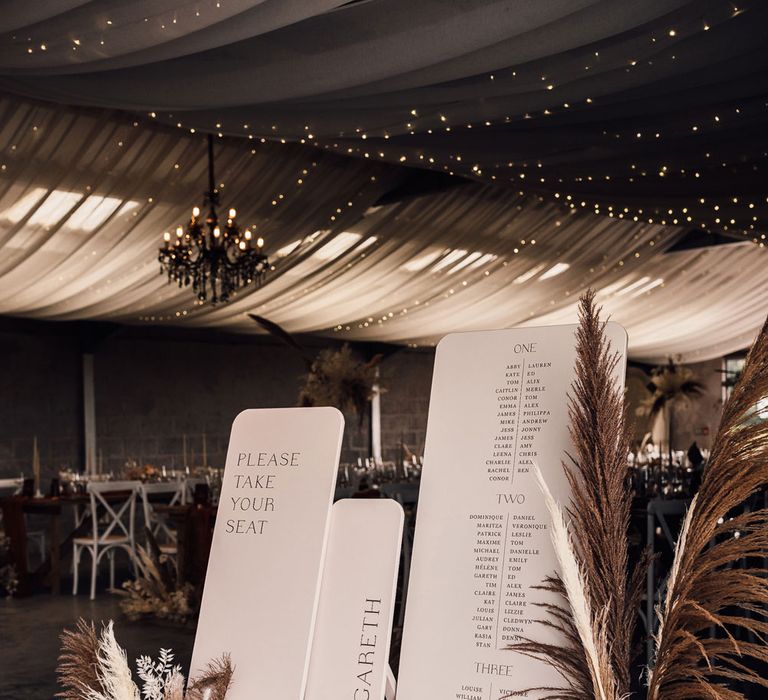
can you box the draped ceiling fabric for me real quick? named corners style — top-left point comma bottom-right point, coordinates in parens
top-left (0, 1), bottom-right (766, 361)
top-left (1, 0), bottom-right (766, 239)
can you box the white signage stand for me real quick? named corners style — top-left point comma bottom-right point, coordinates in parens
top-left (384, 665), bottom-right (397, 700)
top-left (305, 498), bottom-right (404, 700)
top-left (397, 324), bottom-right (627, 700)
top-left (190, 407), bottom-right (344, 700)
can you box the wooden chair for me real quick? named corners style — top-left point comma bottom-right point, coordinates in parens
top-left (139, 481), bottom-right (183, 557)
top-left (73, 480), bottom-right (139, 600)
top-left (0, 478), bottom-right (22, 535)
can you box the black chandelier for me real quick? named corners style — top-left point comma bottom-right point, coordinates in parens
top-left (159, 134), bottom-right (269, 304)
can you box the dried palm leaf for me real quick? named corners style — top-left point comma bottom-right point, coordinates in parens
top-left (247, 314), bottom-right (314, 370)
top-left (508, 290), bottom-right (645, 699)
top-left (639, 359), bottom-right (705, 422)
top-left (647, 316), bottom-right (768, 700)
top-left (57, 618), bottom-right (104, 699)
top-left (187, 654), bottom-right (234, 700)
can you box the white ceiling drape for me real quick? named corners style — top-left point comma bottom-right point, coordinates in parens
top-left (0, 95), bottom-right (766, 362)
top-left (0, 94), bottom-right (397, 319)
top-left (522, 243), bottom-right (768, 361)
top-left (1, 0), bottom-right (766, 240)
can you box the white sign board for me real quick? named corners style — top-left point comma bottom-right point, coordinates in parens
top-left (190, 407), bottom-right (344, 700)
top-left (305, 498), bottom-right (404, 700)
top-left (397, 324), bottom-right (627, 700)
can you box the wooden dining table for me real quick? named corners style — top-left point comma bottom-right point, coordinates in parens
top-left (153, 503), bottom-right (216, 586)
top-left (0, 492), bottom-right (127, 596)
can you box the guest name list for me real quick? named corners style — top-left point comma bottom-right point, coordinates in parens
top-left (474, 354), bottom-right (552, 653)
top-left (397, 325), bottom-right (627, 700)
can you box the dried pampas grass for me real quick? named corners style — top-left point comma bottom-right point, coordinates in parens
top-left (565, 291), bottom-right (648, 695)
top-left (534, 462), bottom-right (617, 700)
top-left (57, 619), bottom-right (104, 699)
top-left (86, 621), bottom-right (140, 700)
top-left (57, 619), bottom-right (233, 700)
top-left (58, 619), bottom-right (140, 700)
top-left (508, 291), bottom-right (643, 699)
top-left (647, 315), bottom-right (768, 700)
top-left (162, 671), bottom-right (185, 700)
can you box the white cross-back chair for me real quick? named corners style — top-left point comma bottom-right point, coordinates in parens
top-left (73, 480), bottom-right (139, 600)
top-left (182, 476), bottom-right (208, 504)
top-left (139, 481), bottom-right (183, 557)
top-left (0, 477), bottom-right (22, 495)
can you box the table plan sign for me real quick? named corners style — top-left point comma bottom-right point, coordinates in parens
top-left (397, 324), bottom-right (627, 700)
top-left (305, 499), bottom-right (404, 700)
top-left (190, 407), bottom-right (344, 700)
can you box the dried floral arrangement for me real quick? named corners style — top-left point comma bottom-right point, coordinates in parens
top-left (638, 357), bottom-right (705, 463)
top-left (123, 462), bottom-right (161, 482)
top-left (298, 343), bottom-right (381, 418)
top-left (510, 291), bottom-right (768, 700)
top-left (115, 534), bottom-right (197, 624)
top-left (249, 314), bottom-right (382, 420)
top-left (57, 619), bottom-right (232, 700)
top-left (639, 358), bottom-right (705, 421)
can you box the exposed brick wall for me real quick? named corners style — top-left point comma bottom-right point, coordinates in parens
top-left (0, 327), bottom-right (83, 481)
top-left (3, 319), bottom-right (728, 477)
top-left (379, 348), bottom-right (434, 462)
top-left (93, 331), bottom-right (306, 472)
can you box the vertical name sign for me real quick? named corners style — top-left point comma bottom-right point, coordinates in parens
top-left (397, 323), bottom-right (627, 700)
top-left (190, 407), bottom-right (344, 700)
top-left (305, 499), bottom-right (404, 700)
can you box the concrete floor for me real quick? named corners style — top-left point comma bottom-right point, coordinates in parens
top-left (1, 594), bottom-right (765, 699)
top-left (0, 595), bottom-right (196, 699)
